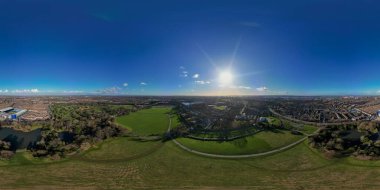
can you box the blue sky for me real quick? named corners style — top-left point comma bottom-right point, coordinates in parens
top-left (0, 0), bottom-right (380, 95)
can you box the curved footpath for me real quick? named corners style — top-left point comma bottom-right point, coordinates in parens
top-left (168, 115), bottom-right (308, 159)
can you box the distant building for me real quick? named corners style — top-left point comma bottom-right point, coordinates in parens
top-left (0, 107), bottom-right (27, 120)
top-left (0, 113), bottom-right (8, 119)
top-left (181, 101), bottom-right (204, 107)
top-left (258, 117), bottom-right (268, 123)
top-left (0, 107), bottom-right (13, 112)
top-left (11, 109), bottom-right (27, 119)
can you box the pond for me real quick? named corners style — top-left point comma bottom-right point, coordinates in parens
top-left (0, 127), bottom-right (76, 151)
top-left (0, 127), bottom-right (42, 150)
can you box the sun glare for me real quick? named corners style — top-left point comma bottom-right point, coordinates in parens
top-left (218, 70), bottom-right (234, 86)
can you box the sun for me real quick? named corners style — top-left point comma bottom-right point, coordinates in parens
top-left (218, 70), bottom-right (234, 86)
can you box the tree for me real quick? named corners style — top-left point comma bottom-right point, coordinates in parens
top-left (358, 121), bottom-right (379, 134)
top-left (0, 140), bottom-right (11, 150)
top-left (0, 140), bottom-right (13, 159)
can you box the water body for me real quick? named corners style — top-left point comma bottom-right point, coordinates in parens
top-left (0, 127), bottom-right (76, 151)
top-left (0, 127), bottom-right (42, 150)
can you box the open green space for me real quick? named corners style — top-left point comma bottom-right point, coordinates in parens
top-left (2, 136), bottom-right (380, 189)
top-left (110, 104), bottom-right (134, 109)
top-left (81, 137), bottom-right (162, 161)
top-left (0, 150), bottom-right (62, 167)
top-left (177, 130), bottom-right (304, 155)
top-left (300, 124), bottom-right (319, 134)
top-left (212, 105), bottom-right (227, 110)
top-left (268, 116), bottom-right (282, 126)
top-left (2, 107), bottom-right (380, 189)
top-left (115, 107), bottom-right (172, 136)
top-left (189, 126), bottom-right (260, 139)
top-left (268, 116), bottom-right (319, 135)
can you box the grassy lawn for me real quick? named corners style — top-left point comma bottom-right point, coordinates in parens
top-left (213, 105), bottom-right (227, 110)
top-left (80, 137), bottom-right (162, 161)
top-left (176, 130), bottom-right (304, 155)
top-left (170, 114), bottom-right (181, 129)
top-left (2, 107), bottom-right (380, 189)
top-left (300, 124), bottom-right (319, 135)
top-left (268, 116), bottom-right (282, 126)
top-left (115, 107), bottom-right (172, 136)
top-left (1, 135), bottom-right (380, 189)
top-left (0, 150), bottom-right (65, 167)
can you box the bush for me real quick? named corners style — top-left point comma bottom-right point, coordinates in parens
top-left (0, 150), bottom-right (14, 160)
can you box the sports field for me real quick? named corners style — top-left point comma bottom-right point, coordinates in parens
top-left (115, 107), bottom-right (172, 136)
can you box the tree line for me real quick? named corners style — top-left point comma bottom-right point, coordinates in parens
top-left (309, 121), bottom-right (380, 159)
top-left (0, 104), bottom-right (134, 160)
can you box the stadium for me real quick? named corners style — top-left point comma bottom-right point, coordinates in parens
top-left (0, 107), bottom-right (27, 120)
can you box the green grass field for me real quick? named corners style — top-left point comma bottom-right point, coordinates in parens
top-left (2, 138), bottom-right (380, 189)
top-left (80, 137), bottom-right (162, 161)
top-left (177, 130), bottom-right (304, 155)
top-left (115, 107), bottom-right (172, 136)
top-left (300, 124), bottom-right (319, 134)
top-left (268, 116), bottom-right (282, 126)
top-left (212, 105), bottom-right (227, 110)
top-left (2, 107), bottom-right (380, 189)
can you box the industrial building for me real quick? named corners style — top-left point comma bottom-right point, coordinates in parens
top-left (0, 107), bottom-right (27, 120)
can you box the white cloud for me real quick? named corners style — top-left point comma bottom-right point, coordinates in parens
top-left (123, 83), bottom-right (128, 87)
top-left (377, 90), bottom-right (380, 94)
top-left (222, 85), bottom-right (252, 90)
top-left (10, 89), bottom-right (40, 94)
top-left (31, 89), bottom-right (39, 93)
top-left (256, 86), bottom-right (268, 92)
top-left (180, 71), bottom-right (188, 78)
top-left (0, 89), bottom-right (88, 95)
top-left (195, 80), bottom-right (211, 85)
top-left (140, 82), bottom-right (147, 86)
top-left (97, 87), bottom-right (121, 94)
top-left (179, 66), bottom-right (189, 77)
top-left (237, 86), bottom-right (251, 90)
top-left (192, 74), bottom-right (199, 78)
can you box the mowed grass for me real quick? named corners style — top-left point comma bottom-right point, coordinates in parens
top-left (115, 107), bottom-right (172, 136)
top-left (176, 130), bottom-right (304, 155)
top-left (3, 107), bottom-right (380, 189)
top-left (300, 124), bottom-right (319, 134)
top-left (0, 150), bottom-right (66, 167)
top-left (2, 134), bottom-right (380, 189)
top-left (213, 105), bottom-right (227, 110)
top-left (81, 137), bottom-right (162, 161)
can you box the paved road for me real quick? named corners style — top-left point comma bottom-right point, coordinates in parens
top-left (269, 108), bottom-right (359, 126)
top-left (168, 115), bottom-right (308, 159)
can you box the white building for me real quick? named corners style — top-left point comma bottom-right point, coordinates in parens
top-left (0, 107), bottom-right (28, 120)
top-left (258, 117), bottom-right (268, 123)
top-left (0, 107), bottom-right (13, 113)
